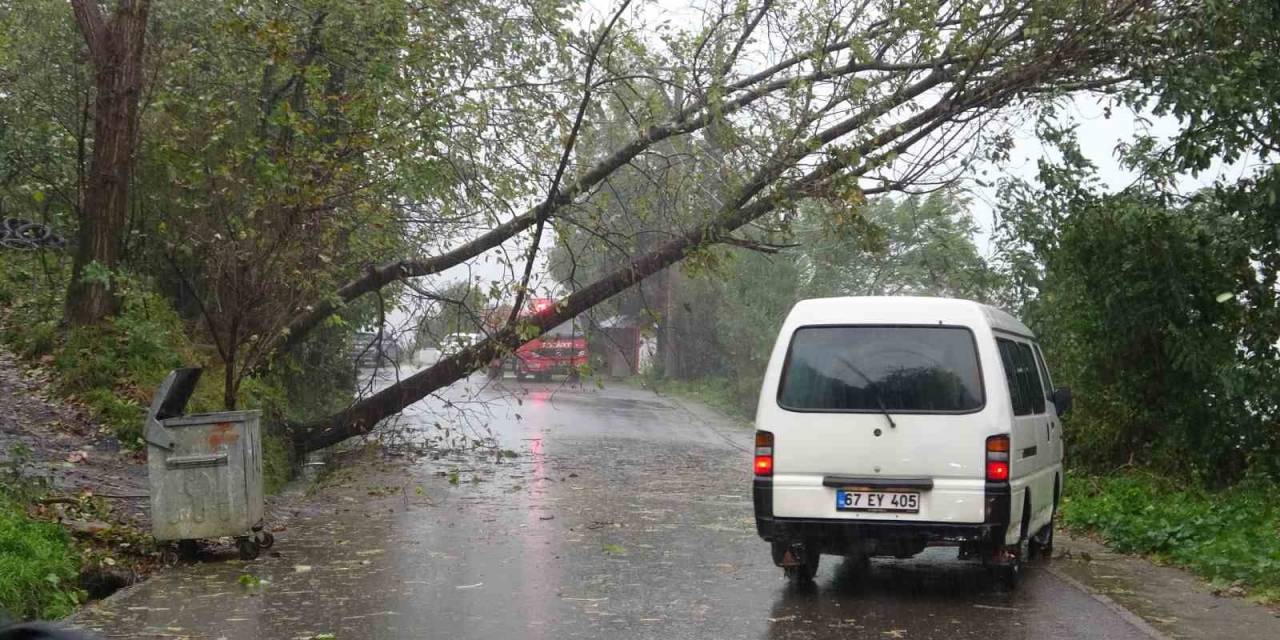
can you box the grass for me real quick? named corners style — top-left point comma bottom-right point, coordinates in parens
top-left (0, 489), bottom-right (83, 620)
top-left (1061, 471), bottom-right (1280, 600)
top-left (650, 375), bottom-right (755, 424)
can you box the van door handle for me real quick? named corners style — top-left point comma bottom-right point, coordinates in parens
top-left (1046, 422), bottom-right (1052, 440)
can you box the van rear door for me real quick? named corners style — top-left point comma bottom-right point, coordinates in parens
top-left (768, 325), bottom-right (990, 523)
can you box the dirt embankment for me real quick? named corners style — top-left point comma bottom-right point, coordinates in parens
top-left (0, 345), bottom-right (154, 597)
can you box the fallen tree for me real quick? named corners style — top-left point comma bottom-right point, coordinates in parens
top-left (288, 0), bottom-right (1168, 452)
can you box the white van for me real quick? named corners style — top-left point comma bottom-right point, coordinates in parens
top-left (752, 296), bottom-right (1071, 587)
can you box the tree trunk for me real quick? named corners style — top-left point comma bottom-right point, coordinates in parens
top-left (65, 0), bottom-right (151, 326)
top-left (291, 169), bottom-right (799, 452)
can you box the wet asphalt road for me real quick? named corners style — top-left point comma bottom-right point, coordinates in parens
top-left (75, 373), bottom-right (1155, 640)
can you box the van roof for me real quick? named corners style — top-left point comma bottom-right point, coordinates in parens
top-left (787, 296), bottom-right (1033, 338)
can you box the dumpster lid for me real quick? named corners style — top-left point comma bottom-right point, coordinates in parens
top-left (151, 368), bottom-right (202, 421)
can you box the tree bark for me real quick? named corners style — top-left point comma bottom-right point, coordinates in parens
top-left (66, 0), bottom-right (151, 326)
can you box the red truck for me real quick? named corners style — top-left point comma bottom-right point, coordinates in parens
top-left (489, 298), bottom-right (587, 382)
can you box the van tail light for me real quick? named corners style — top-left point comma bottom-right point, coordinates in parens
top-left (986, 435), bottom-right (1010, 482)
top-left (754, 431), bottom-right (774, 477)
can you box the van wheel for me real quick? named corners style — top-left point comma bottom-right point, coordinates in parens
top-left (1030, 513), bottom-right (1055, 561)
top-left (995, 505), bottom-right (1031, 589)
top-left (993, 538), bottom-right (1027, 589)
top-left (773, 542), bottom-right (820, 582)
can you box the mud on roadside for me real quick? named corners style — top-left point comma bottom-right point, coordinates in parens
top-left (1, 345), bottom-right (167, 605)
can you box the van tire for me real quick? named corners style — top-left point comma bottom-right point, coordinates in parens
top-left (1031, 511), bottom-right (1056, 561)
top-left (995, 535), bottom-right (1028, 590)
top-left (995, 495), bottom-right (1032, 589)
top-left (1030, 518), bottom-right (1055, 561)
top-left (784, 555), bottom-right (820, 582)
top-left (773, 542), bottom-right (820, 582)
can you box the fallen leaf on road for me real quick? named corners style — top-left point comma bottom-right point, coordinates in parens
top-left (294, 565), bottom-right (312, 573)
top-left (767, 616), bottom-right (795, 623)
top-left (355, 549), bottom-right (384, 556)
top-left (455, 583), bottom-right (483, 590)
top-left (601, 543), bottom-right (627, 555)
top-left (66, 451), bottom-right (88, 464)
top-left (539, 514), bottom-right (555, 520)
top-left (883, 630), bottom-right (907, 638)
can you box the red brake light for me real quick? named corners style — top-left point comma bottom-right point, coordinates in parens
top-left (986, 460), bottom-right (1009, 481)
top-left (754, 456), bottom-right (773, 475)
top-left (986, 435), bottom-right (1010, 482)
top-left (754, 431), bottom-right (774, 477)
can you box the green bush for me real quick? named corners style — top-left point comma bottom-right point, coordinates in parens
top-left (261, 431), bottom-right (294, 495)
top-left (1061, 472), bottom-right (1280, 593)
top-left (0, 492), bottom-right (83, 620)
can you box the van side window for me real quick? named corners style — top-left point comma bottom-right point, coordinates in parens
top-left (1032, 344), bottom-right (1054, 401)
top-left (996, 338), bottom-right (1045, 415)
top-left (996, 339), bottom-right (1030, 415)
top-left (1015, 342), bottom-right (1046, 414)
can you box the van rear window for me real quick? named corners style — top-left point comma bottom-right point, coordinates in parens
top-left (777, 326), bottom-right (984, 413)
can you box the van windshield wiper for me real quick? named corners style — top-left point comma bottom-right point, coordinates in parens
top-left (834, 355), bottom-right (897, 429)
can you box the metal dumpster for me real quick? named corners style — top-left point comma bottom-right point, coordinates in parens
top-left (144, 368), bottom-right (273, 560)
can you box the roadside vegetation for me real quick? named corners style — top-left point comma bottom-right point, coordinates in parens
top-left (0, 451), bottom-right (83, 621)
top-left (0, 252), bottom-right (308, 492)
top-left (0, 491), bottom-right (82, 620)
top-left (1061, 473), bottom-right (1280, 601)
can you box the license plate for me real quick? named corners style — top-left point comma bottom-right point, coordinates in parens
top-left (835, 489), bottom-right (920, 513)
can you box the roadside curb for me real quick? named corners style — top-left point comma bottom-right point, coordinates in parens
top-left (658, 389), bottom-right (752, 453)
top-left (1044, 564), bottom-right (1174, 640)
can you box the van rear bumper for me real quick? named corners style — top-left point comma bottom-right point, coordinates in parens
top-left (754, 478), bottom-right (1011, 546)
top-left (759, 517), bottom-right (1001, 545)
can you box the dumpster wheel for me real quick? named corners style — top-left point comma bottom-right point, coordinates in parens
top-left (256, 530), bottom-right (275, 549)
top-left (176, 539), bottom-right (199, 563)
top-left (236, 536), bottom-right (261, 561)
